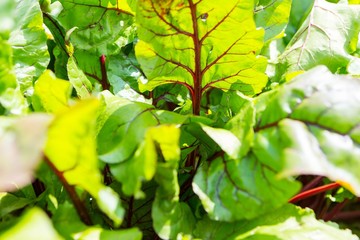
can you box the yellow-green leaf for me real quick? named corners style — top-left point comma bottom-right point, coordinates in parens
top-left (33, 70), bottom-right (71, 113)
top-left (45, 99), bottom-right (124, 225)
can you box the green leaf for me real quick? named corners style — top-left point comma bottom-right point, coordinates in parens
top-left (150, 125), bottom-right (196, 239)
top-left (0, 0), bottom-right (49, 114)
top-left (0, 208), bottom-right (63, 240)
top-left (97, 93), bottom-right (187, 196)
top-left (0, 0), bottom-right (15, 40)
top-left (0, 40), bottom-right (16, 94)
top-left (193, 153), bottom-right (300, 221)
top-left (0, 193), bottom-right (34, 218)
top-left (279, 0), bottom-right (360, 75)
top-left (223, 92), bottom-right (256, 159)
top-left (284, 0), bottom-right (314, 44)
top-left (52, 202), bottom-right (142, 240)
top-left (57, 0), bottom-right (134, 55)
top-left (0, 114), bottom-right (52, 192)
top-left (67, 56), bottom-right (92, 98)
top-left (254, 66), bottom-right (360, 196)
top-left (45, 100), bottom-right (124, 225)
top-left (33, 70), bottom-right (72, 113)
top-left (193, 204), bottom-right (359, 239)
top-left (135, 0), bottom-right (267, 95)
top-left (200, 124), bottom-right (241, 159)
top-left (255, 0), bottom-right (293, 42)
top-left (8, 0), bottom-right (49, 93)
top-left (117, 181), bottom-right (158, 239)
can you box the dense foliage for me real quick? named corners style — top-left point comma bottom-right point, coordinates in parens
top-left (1, 0), bottom-right (360, 239)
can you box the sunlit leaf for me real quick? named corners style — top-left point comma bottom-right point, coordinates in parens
top-left (0, 0), bottom-right (49, 114)
top-left (254, 66), bottom-right (360, 196)
top-left (200, 124), bottom-right (241, 159)
top-left (97, 93), bottom-right (187, 196)
top-left (0, 39), bottom-right (16, 94)
top-left (8, 0), bottom-right (49, 93)
top-left (33, 70), bottom-right (71, 113)
top-left (193, 204), bottom-right (359, 239)
top-left (67, 56), bottom-right (92, 98)
top-left (193, 153), bottom-right (300, 221)
top-left (255, 0), bottom-right (293, 42)
top-left (57, 0), bottom-right (134, 55)
top-left (136, 0), bottom-right (267, 98)
top-left (45, 100), bottom-right (124, 225)
top-left (150, 125), bottom-right (196, 239)
top-left (279, 0), bottom-right (360, 75)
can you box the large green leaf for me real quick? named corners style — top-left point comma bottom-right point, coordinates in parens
top-left (150, 125), bottom-right (196, 239)
top-left (0, 208), bottom-right (63, 240)
top-left (193, 204), bottom-right (359, 239)
top-left (9, 0), bottom-right (49, 93)
top-left (254, 66), bottom-right (360, 196)
top-left (97, 93), bottom-right (187, 196)
top-left (279, 0), bottom-right (360, 75)
top-left (0, 0), bottom-right (16, 93)
top-left (0, 114), bottom-right (52, 192)
top-left (135, 0), bottom-right (267, 96)
top-left (0, 0), bottom-right (49, 114)
top-left (255, 0), bottom-right (293, 42)
top-left (57, 0), bottom-right (134, 55)
top-left (193, 153), bottom-right (300, 222)
top-left (45, 100), bottom-right (124, 225)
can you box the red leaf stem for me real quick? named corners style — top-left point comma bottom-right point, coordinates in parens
top-left (44, 155), bottom-right (93, 225)
top-left (289, 182), bottom-right (340, 204)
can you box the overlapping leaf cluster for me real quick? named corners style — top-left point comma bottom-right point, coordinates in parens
top-left (1, 0), bottom-right (360, 239)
